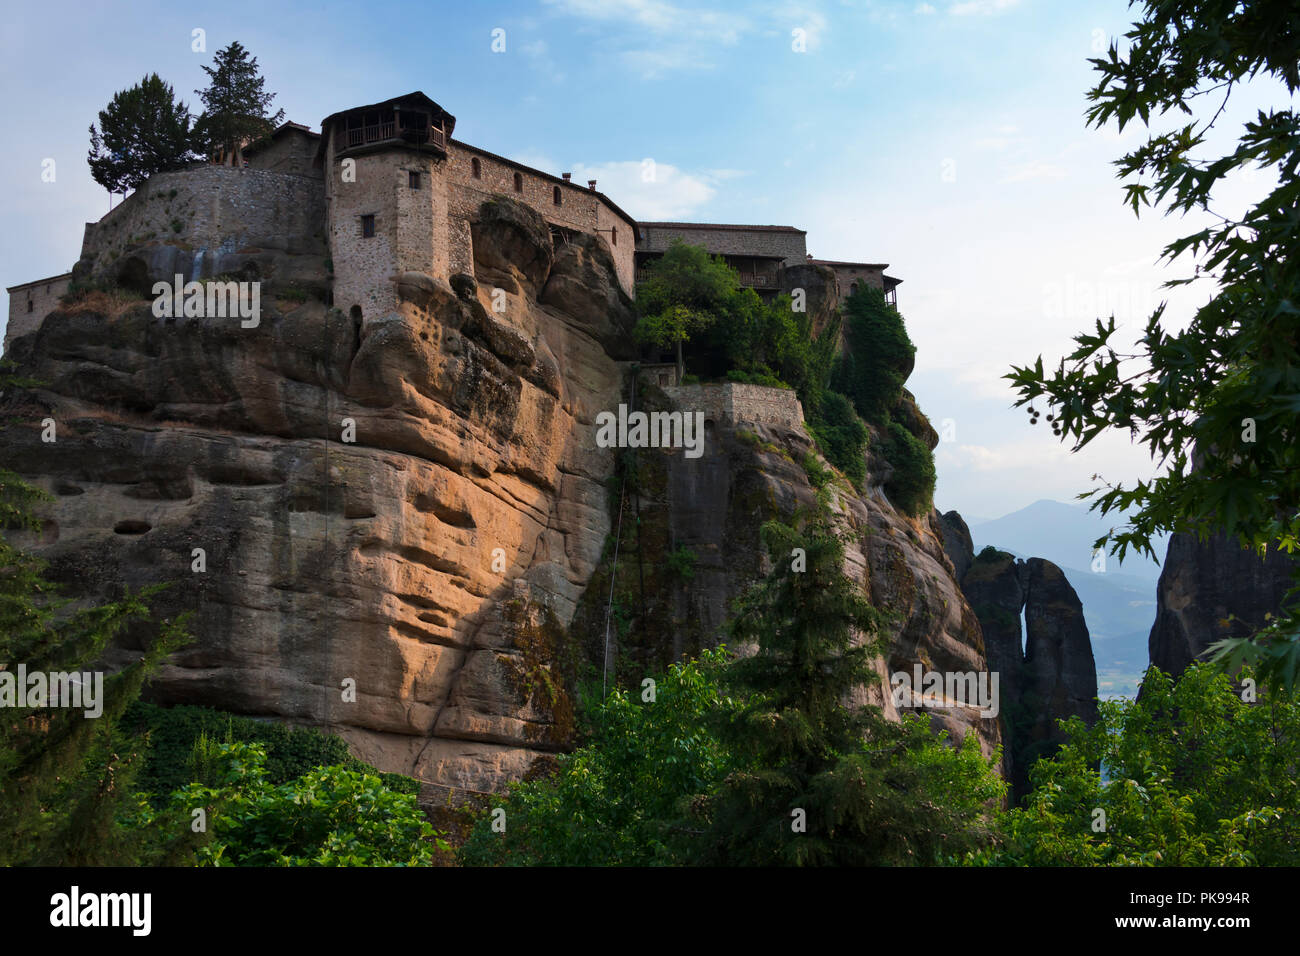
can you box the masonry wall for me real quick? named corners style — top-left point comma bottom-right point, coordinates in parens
top-left (80, 166), bottom-right (325, 280)
top-left (638, 225), bottom-right (807, 266)
top-left (245, 132), bottom-right (322, 179)
top-left (4, 274), bottom-right (71, 351)
top-left (663, 382), bottom-right (805, 431)
top-left (828, 264), bottom-right (887, 297)
top-left (446, 143), bottom-right (634, 294)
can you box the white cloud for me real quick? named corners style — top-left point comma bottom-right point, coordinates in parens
top-left (914, 2), bottom-right (937, 13)
top-left (1000, 161), bottom-right (1068, 183)
top-left (948, 0), bottom-right (1020, 15)
top-left (568, 160), bottom-right (717, 219)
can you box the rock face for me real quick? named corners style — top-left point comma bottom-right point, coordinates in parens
top-left (1148, 531), bottom-right (1298, 679)
top-left (1, 197), bottom-right (630, 790)
top-left (3, 192), bottom-right (1004, 788)
top-left (941, 524), bottom-right (1099, 799)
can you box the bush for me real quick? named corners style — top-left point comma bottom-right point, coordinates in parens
top-left (832, 283), bottom-right (916, 425)
top-left (972, 665), bottom-right (1300, 866)
top-left (807, 390), bottom-right (868, 485)
top-left (122, 701), bottom-right (419, 800)
top-left (166, 741), bottom-right (442, 866)
top-left (882, 420), bottom-right (935, 516)
top-left (726, 367), bottom-right (789, 389)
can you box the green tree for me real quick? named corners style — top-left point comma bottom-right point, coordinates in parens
top-left (192, 41), bottom-right (285, 166)
top-left (1005, 0), bottom-right (1300, 687)
top-left (832, 282), bottom-right (916, 425)
top-left (165, 741), bottom-right (442, 866)
top-left (459, 649), bottom-right (740, 866)
top-left (635, 240), bottom-right (740, 381)
top-left (882, 420), bottom-right (937, 516)
top-left (699, 506), bottom-right (1003, 864)
top-left (975, 664), bottom-right (1300, 866)
top-left (87, 73), bottom-right (197, 194)
top-left (0, 465), bottom-right (192, 865)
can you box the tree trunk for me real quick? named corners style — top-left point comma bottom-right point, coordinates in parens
top-left (675, 339), bottom-right (684, 384)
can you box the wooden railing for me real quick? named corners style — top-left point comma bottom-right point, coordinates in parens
top-left (344, 122), bottom-right (446, 150)
top-left (737, 272), bottom-right (778, 289)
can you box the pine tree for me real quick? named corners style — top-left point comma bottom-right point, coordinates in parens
top-left (193, 41), bottom-right (285, 166)
top-left (701, 499), bottom-right (1003, 864)
top-left (0, 459), bottom-right (193, 865)
top-left (87, 73), bottom-right (197, 194)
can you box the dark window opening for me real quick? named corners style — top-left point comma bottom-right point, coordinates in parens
top-left (409, 170), bottom-right (421, 189)
top-left (471, 157), bottom-right (481, 179)
top-left (27, 299), bottom-right (34, 312)
top-left (513, 172), bottom-right (523, 193)
top-left (361, 214), bottom-right (375, 238)
top-left (553, 186), bottom-right (562, 206)
top-left (612, 226), bottom-right (617, 246)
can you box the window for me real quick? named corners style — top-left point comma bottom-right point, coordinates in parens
top-left (409, 170), bottom-right (421, 189)
top-left (361, 214), bottom-right (375, 238)
top-left (611, 226), bottom-right (617, 246)
top-left (552, 185), bottom-right (562, 206)
top-left (27, 299), bottom-right (34, 312)
top-left (513, 172), bottom-right (523, 193)
top-left (471, 157), bottom-right (481, 179)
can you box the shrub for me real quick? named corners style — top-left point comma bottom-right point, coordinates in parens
top-left (882, 420), bottom-right (935, 516)
top-left (832, 283), bottom-right (916, 425)
top-left (807, 390), bottom-right (868, 485)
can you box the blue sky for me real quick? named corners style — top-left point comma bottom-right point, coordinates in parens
top-left (1, 0), bottom-right (1290, 523)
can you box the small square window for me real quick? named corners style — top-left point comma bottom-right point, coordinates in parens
top-left (361, 214), bottom-right (375, 238)
top-left (409, 170), bottom-right (421, 189)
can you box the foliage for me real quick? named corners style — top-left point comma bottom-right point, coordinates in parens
top-left (697, 507), bottom-right (1004, 864)
top-left (832, 282), bottom-right (916, 425)
top-left (458, 649), bottom-right (741, 866)
top-left (1004, 0), bottom-right (1300, 688)
top-left (974, 664), bottom-right (1300, 866)
top-left (805, 391), bottom-right (868, 486)
top-left (164, 741), bottom-right (441, 866)
top-left (634, 240), bottom-right (739, 379)
top-left (192, 41), bottom-right (285, 166)
top-left (975, 545), bottom-right (1004, 562)
top-left (0, 458), bottom-right (193, 865)
top-left (121, 701), bottom-right (418, 800)
top-left (665, 545), bottom-right (698, 581)
top-left (882, 420), bottom-right (937, 516)
top-left (87, 73), bottom-right (197, 194)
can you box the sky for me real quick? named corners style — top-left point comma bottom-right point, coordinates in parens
top-left (0, 0), bottom-right (1291, 523)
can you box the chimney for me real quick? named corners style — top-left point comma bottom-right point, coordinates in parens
top-left (562, 172), bottom-right (571, 181)
top-left (588, 179), bottom-right (597, 191)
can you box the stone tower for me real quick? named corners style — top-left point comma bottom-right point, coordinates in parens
top-left (317, 92), bottom-right (457, 321)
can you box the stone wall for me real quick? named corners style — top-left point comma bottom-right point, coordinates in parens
top-left (4, 273), bottom-right (71, 351)
top-left (638, 223), bottom-right (807, 266)
top-left (245, 129), bottom-right (322, 179)
top-left (663, 382), bottom-right (804, 430)
top-left (446, 142), bottom-right (635, 294)
top-left (79, 166), bottom-right (325, 281)
top-left (323, 132), bottom-right (450, 319)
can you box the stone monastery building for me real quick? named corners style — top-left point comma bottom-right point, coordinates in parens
top-left (5, 92), bottom-right (900, 349)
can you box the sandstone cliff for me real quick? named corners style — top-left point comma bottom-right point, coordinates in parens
top-left (941, 527), bottom-right (1099, 799)
top-left (2, 194), bottom-right (1002, 789)
top-left (1148, 531), bottom-right (1298, 679)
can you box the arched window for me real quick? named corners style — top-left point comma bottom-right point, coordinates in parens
top-left (553, 185), bottom-right (562, 206)
top-left (513, 172), bottom-right (523, 193)
top-left (471, 157), bottom-right (481, 179)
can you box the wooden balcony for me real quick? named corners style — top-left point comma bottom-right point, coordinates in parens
top-left (343, 121), bottom-right (446, 151)
top-left (736, 271), bottom-right (778, 289)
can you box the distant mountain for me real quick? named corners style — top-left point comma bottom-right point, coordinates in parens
top-left (970, 499), bottom-right (1169, 584)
